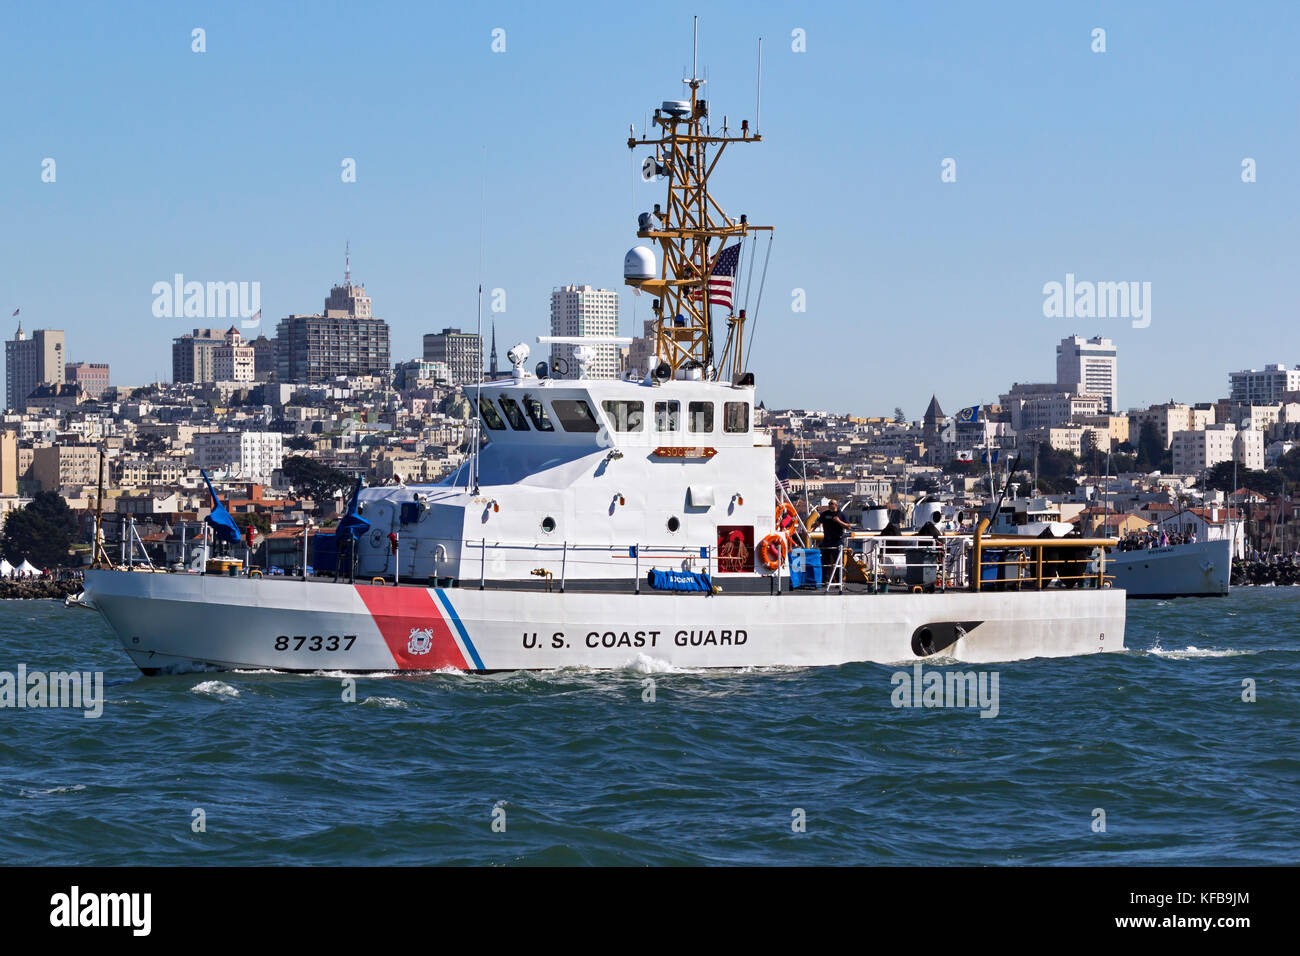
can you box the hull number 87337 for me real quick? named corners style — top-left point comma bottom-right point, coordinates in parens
top-left (273, 634), bottom-right (357, 652)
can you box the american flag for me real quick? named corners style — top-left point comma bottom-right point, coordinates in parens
top-left (11, 308), bottom-right (18, 316)
top-left (692, 243), bottom-right (741, 310)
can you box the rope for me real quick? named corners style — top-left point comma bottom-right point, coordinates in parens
top-left (743, 234), bottom-right (774, 370)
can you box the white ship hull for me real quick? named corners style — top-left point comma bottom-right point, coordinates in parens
top-left (1105, 539), bottom-right (1231, 598)
top-left (84, 569), bottom-right (1125, 674)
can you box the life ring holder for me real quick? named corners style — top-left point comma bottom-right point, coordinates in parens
top-left (249, 569), bottom-right (263, 579)
top-left (759, 533), bottom-right (788, 571)
top-left (371, 577), bottom-right (386, 586)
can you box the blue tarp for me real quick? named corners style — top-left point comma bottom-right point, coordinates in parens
top-left (646, 568), bottom-right (713, 592)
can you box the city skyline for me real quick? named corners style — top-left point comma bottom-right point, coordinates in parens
top-left (2, 1), bottom-right (1297, 416)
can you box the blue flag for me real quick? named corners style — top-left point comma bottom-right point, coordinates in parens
top-left (201, 470), bottom-right (243, 545)
top-left (957, 405), bottom-right (981, 424)
top-left (335, 476), bottom-right (371, 542)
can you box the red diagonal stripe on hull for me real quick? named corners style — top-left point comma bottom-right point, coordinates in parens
top-left (355, 585), bottom-right (468, 670)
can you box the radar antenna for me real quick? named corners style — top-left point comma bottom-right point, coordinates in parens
top-left (624, 20), bottom-right (773, 382)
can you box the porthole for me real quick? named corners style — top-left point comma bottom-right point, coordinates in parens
top-left (666, 516), bottom-right (680, 533)
top-left (541, 516), bottom-right (557, 534)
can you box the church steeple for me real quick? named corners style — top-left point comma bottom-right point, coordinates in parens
top-left (489, 321), bottom-right (499, 378)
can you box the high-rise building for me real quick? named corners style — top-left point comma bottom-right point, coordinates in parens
top-left (213, 327), bottom-right (255, 382)
top-left (422, 328), bottom-right (482, 385)
top-left (31, 443), bottom-right (99, 493)
top-left (549, 284), bottom-right (618, 379)
top-left (5, 325), bottom-right (65, 410)
top-left (625, 318), bottom-right (657, 380)
top-left (193, 430), bottom-right (285, 484)
top-left (1229, 364), bottom-right (1300, 404)
top-left (172, 328), bottom-right (227, 384)
top-left (275, 275), bottom-right (390, 384)
top-left (1056, 335), bottom-right (1117, 413)
top-left (64, 362), bottom-right (110, 399)
top-left (1171, 424), bottom-right (1263, 475)
top-left (250, 335), bottom-right (276, 382)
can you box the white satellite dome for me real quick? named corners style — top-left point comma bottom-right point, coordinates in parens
top-left (624, 246), bottom-right (656, 281)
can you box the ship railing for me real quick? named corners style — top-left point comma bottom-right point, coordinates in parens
top-left (459, 539), bottom-right (716, 594)
top-left (291, 534), bottom-right (721, 593)
top-left (844, 534), bottom-right (968, 592)
top-left (824, 526), bottom-right (1118, 592)
top-left (971, 519), bottom-right (1117, 592)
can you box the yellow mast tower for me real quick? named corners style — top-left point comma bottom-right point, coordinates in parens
top-left (624, 28), bottom-right (772, 383)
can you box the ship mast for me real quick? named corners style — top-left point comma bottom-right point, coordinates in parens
top-left (625, 25), bottom-right (772, 382)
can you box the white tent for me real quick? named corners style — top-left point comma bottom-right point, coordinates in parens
top-left (16, 560), bottom-right (39, 577)
top-left (0, 559), bottom-right (12, 579)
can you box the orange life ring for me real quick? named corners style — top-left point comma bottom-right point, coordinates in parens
top-left (775, 501), bottom-right (799, 535)
top-left (759, 533), bottom-right (788, 570)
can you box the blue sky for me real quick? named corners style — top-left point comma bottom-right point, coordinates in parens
top-left (2, 1), bottom-right (1297, 418)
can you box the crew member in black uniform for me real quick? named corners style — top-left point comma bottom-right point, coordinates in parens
top-left (810, 499), bottom-right (854, 584)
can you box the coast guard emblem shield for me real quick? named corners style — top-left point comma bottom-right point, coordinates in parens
top-left (407, 627), bottom-right (435, 655)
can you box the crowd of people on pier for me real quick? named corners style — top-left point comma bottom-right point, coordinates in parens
top-left (1116, 529), bottom-right (1198, 551)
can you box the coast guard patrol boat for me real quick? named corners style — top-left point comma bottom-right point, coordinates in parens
top-left (84, 60), bottom-right (1126, 674)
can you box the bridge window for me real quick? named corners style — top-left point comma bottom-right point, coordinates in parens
top-left (552, 399), bottom-right (601, 433)
top-left (497, 397), bottom-right (530, 431)
top-left (688, 401), bottom-right (714, 433)
top-left (655, 400), bottom-right (679, 431)
top-left (602, 400), bottom-right (644, 432)
top-left (724, 402), bottom-right (750, 433)
top-left (475, 397), bottom-right (506, 430)
top-left (522, 394), bottom-right (554, 431)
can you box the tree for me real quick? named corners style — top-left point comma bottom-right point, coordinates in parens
top-left (135, 433), bottom-right (167, 456)
top-left (1036, 445), bottom-right (1078, 480)
top-left (242, 512), bottom-right (272, 535)
top-left (1135, 421), bottom-right (1165, 471)
top-left (893, 407), bottom-right (906, 424)
top-left (911, 475), bottom-right (937, 494)
top-left (286, 434), bottom-right (314, 451)
top-left (280, 456), bottom-right (352, 511)
top-left (1279, 446), bottom-right (1300, 484)
top-left (1081, 430), bottom-right (1101, 474)
top-left (1206, 462), bottom-right (1282, 497)
top-left (1110, 452), bottom-right (1137, 473)
top-left (1, 492), bottom-right (77, 567)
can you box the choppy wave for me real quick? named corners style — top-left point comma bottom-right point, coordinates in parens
top-left (190, 680), bottom-right (240, 698)
top-left (19, 784), bottom-right (86, 797)
top-left (360, 696), bottom-right (408, 709)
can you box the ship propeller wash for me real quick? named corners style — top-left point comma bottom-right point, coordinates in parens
top-left (84, 47), bottom-right (1126, 674)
